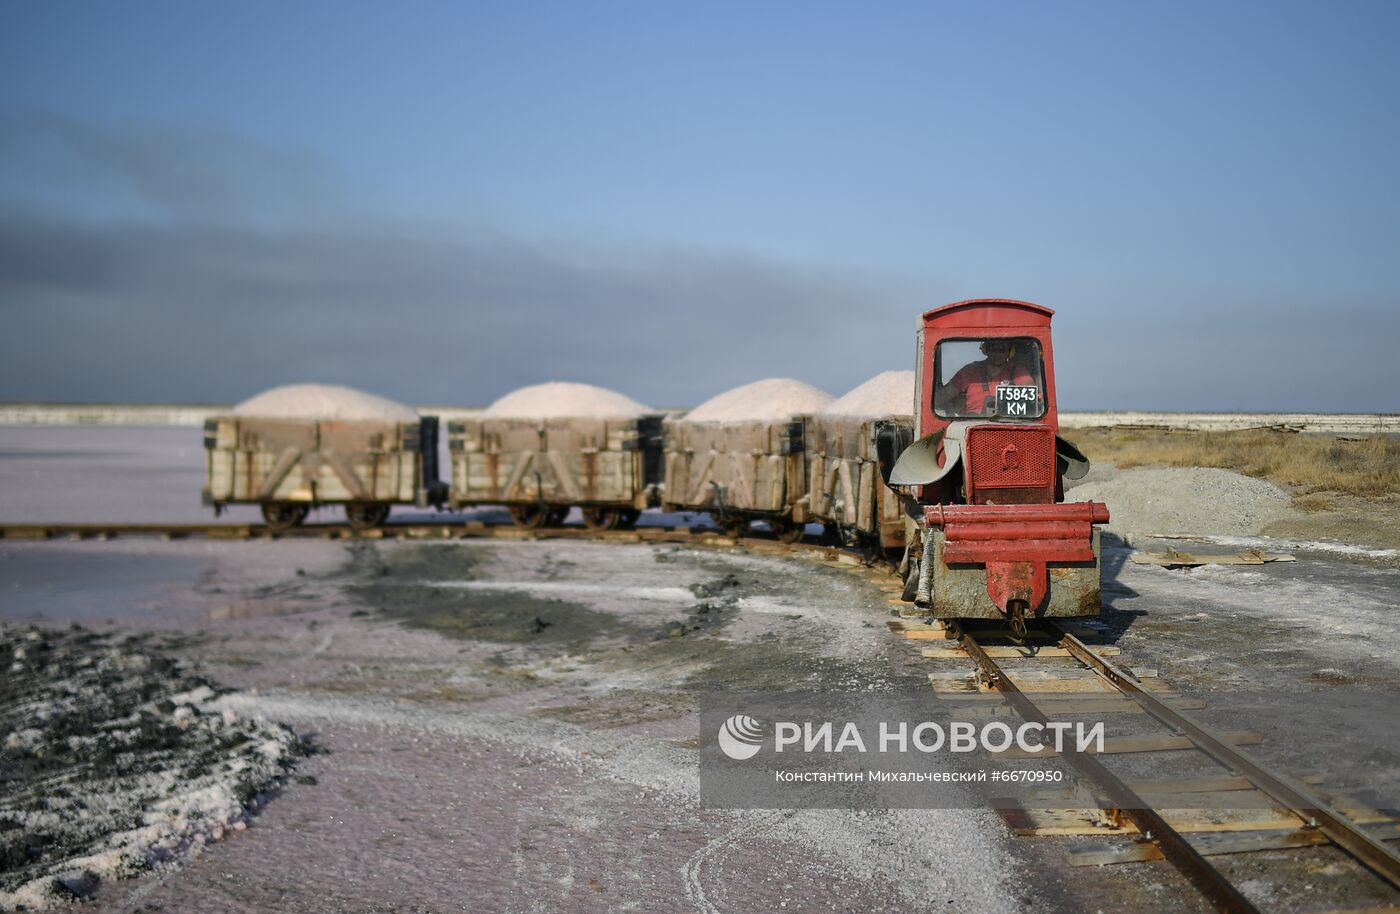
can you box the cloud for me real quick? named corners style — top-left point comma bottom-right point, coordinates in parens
top-left (0, 211), bottom-right (912, 406)
top-left (0, 112), bottom-right (346, 226)
top-left (3, 207), bottom-right (1397, 412)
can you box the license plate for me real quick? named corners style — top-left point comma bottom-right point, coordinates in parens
top-left (995, 385), bottom-right (1039, 417)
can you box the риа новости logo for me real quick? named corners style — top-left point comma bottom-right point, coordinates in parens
top-left (717, 715), bottom-right (765, 760)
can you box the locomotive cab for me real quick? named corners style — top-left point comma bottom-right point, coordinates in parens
top-left (890, 299), bottom-right (1107, 627)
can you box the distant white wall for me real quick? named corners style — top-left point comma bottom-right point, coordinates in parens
top-left (0, 404), bottom-right (1394, 434)
top-left (1058, 412), bottom-right (1400, 434)
top-left (0, 404), bottom-right (484, 426)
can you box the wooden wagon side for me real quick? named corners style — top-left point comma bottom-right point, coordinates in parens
top-left (660, 417), bottom-right (811, 539)
top-left (806, 415), bottom-right (913, 553)
top-left (203, 416), bottom-right (443, 529)
top-left (447, 415), bottom-right (662, 529)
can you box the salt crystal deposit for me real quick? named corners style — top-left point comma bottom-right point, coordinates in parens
top-left (481, 382), bottom-right (651, 419)
top-left (684, 378), bottom-right (834, 422)
top-left (1069, 467), bottom-right (1295, 539)
top-left (231, 384), bottom-right (417, 422)
top-left (822, 370), bottom-right (915, 418)
top-left (0, 626), bottom-right (302, 910)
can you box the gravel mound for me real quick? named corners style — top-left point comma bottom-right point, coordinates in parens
top-left (0, 626), bottom-right (304, 910)
top-left (1069, 467), bottom-right (1295, 539)
top-left (685, 378), bottom-right (833, 422)
top-left (231, 384), bottom-right (416, 422)
top-left (481, 382), bottom-right (651, 419)
top-left (822, 371), bottom-right (915, 418)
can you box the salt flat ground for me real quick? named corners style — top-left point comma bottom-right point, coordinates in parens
top-left (1, 426), bottom-right (1398, 913)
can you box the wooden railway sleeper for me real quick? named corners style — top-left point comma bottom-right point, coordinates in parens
top-left (951, 621), bottom-right (1262, 914)
top-left (1052, 624), bottom-right (1400, 892)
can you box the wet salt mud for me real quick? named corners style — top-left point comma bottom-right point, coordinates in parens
top-left (2, 549), bottom-right (209, 623)
top-left (0, 426), bottom-right (262, 526)
top-left (0, 425), bottom-right (454, 528)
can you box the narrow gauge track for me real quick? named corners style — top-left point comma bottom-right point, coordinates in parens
top-left (0, 520), bottom-right (849, 547)
top-left (6, 518), bottom-right (1399, 912)
top-left (0, 520), bottom-right (897, 575)
top-left (942, 620), bottom-right (1400, 914)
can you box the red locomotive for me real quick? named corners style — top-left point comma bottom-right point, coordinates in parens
top-left (890, 299), bottom-right (1107, 632)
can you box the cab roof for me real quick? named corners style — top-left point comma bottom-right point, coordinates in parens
top-left (922, 298), bottom-right (1054, 330)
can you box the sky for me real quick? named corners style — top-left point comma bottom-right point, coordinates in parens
top-left (1, 0), bottom-right (1397, 411)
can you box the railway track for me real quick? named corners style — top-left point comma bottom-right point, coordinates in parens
top-left (0, 519), bottom-right (842, 548)
top-left (6, 518), bottom-right (1399, 912)
top-left (903, 617), bottom-right (1400, 913)
top-left (0, 519), bottom-right (895, 581)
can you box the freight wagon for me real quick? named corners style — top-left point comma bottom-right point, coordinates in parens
top-left (446, 382), bottom-right (663, 530)
top-left (202, 384), bottom-right (445, 531)
top-left (447, 414), bottom-right (662, 529)
top-left (805, 412), bottom-right (914, 553)
top-left (660, 378), bottom-right (832, 541)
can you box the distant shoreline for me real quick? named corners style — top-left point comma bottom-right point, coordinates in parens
top-left (0, 404), bottom-right (1395, 434)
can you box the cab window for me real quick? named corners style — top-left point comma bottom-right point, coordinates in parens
top-left (933, 338), bottom-right (1046, 419)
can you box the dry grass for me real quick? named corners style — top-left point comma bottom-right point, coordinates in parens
top-left (1066, 428), bottom-right (1400, 499)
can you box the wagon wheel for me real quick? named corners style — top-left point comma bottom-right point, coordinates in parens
top-left (720, 514), bottom-right (748, 539)
top-left (616, 508), bottom-right (641, 530)
top-left (346, 503), bottom-right (391, 531)
top-left (581, 507), bottom-right (622, 531)
top-left (509, 505), bottom-right (550, 529)
top-left (261, 502), bottom-right (309, 533)
top-left (547, 506), bottom-right (571, 527)
top-left (770, 517), bottom-right (806, 544)
top-left (901, 554), bottom-right (921, 603)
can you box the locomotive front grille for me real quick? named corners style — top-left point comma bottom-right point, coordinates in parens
top-left (965, 425), bottom-right (1054, 499)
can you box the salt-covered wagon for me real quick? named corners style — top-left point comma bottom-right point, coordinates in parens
top-left (662, 378), bottom-right (832, 541)
top-left (805, 371), bottom-right (916, 554)
top-left (203, 384), bottom-right (446, 531)
top-left (447, 383), bottom-right (663, 530)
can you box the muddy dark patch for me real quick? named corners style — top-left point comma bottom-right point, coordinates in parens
top-left (679, 639), bottom-right (897, 692)
top-left (340, 539), bottom-right (483, 583)
top-left (655, 598), bottom-right (739, 640)
top-left (532, 691), bottom-right (692, 727)
top-left (0, 625), bottom-right (303, 906)
top-left (344, 543), bottom-right (644, 645)
top-left (688, 572), bottom-right (743, 599)
top-left (535, 556), bottom-right (579, 582)
top-left (652, 571), bottom-right (749, 639)
top-left (590, 637), bottom-right (898, 693)
top-left (354, 578), bottom-right (626, 646)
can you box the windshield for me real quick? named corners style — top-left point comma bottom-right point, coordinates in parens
top-left (933, 338), bottom-right (1046, 419)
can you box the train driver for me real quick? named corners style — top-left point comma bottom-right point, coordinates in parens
top-left (937, 339), bottom-right (1036, 416)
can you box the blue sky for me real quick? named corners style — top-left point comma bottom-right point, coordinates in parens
top-left (1, 1), bottom-right (1397, 410)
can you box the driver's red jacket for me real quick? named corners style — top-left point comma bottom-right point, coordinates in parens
top-left (946, 361), bottom-right (1036, 415)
